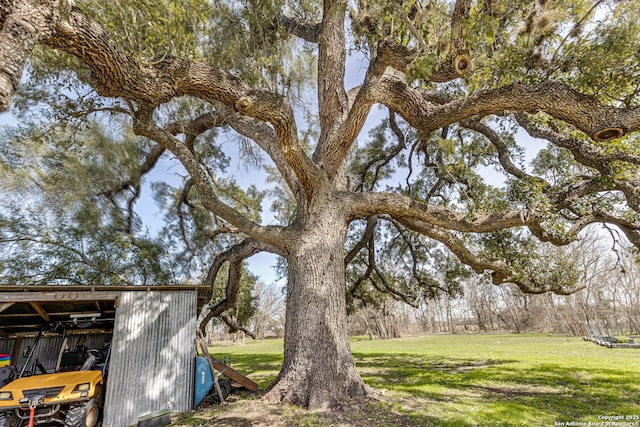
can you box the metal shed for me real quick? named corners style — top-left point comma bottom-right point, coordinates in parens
top-left (0, 285), bottom-right (211, 427)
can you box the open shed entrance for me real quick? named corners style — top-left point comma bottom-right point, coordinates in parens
top-left (0, 285), bottom-right (211, 427)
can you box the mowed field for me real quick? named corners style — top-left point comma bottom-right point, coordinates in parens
top-left (174, 335), bottom-right (640, 426)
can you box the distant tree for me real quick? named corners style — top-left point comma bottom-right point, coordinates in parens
top-left (1, 0), bottom-right (640, 410)
top-left (250, 281), bottom-right (286, 340)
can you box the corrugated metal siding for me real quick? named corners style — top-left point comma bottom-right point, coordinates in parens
top-left (104, 291), bottom-right (196, 427)
top-left (4, 334), bottom-right (110, 373)
top-left (14, 336), bottom-right (63, 372)
top-left (0, 340), bottom-right (13, 355)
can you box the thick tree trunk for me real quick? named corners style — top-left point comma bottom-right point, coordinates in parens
top-left (265, 205), bottom-right (368, 409)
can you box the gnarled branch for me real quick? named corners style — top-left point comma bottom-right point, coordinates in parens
top-left (217, 105), bottom-right (301, 195)
top-left (345, 216), bottom-right (378, 266)
top-left (132, 108), bottom-right (290, 249)
top-left (2, 4), bottom-right (319, 196)
top-left (345, 190), bottom-right (530, 233)
top-left (200, 238), bottom-right (282, 334)
top-left (354, 110), bottom-right (407, 191)
top-left (315, 39), bottom-right (415, 177)
top-left (272, 14), bottom-right (320, 42)
top-left (396, 217), bottom-right (585, 295)
top-left (461, 118), bottom-right (533, 181)
top-left (374, 76), bottom-right (640, 143)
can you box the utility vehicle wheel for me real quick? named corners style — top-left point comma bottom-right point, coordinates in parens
top-left (64, 399), bottom-right (99, 427)
top-left (211, 379), bottom-right (232, 403)
top-left (0, 413), bottom-right (21, 427)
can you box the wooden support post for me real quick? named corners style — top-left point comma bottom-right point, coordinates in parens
top-left (196, 329), bottom-right (225, 404)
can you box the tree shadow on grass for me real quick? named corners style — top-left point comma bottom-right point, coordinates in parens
top-left (353, 351), bottom-right (640, 426)
top-left (201, 352), bottom-right (477, 426)
top-left (200, 349), bottom-right (639, 426)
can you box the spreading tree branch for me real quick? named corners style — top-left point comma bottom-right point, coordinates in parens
top-left (396, 218), bottom-right (585, 295)
top-left (272, 14), bottom-right (321, 42)
top-left (515, 113), bottom-right (640, 211)
top-left (373, 265), bottom-right (419, 307)
top-left (345, 190), bottom-right (530, 232)
top-left (217, 105), bottom-right (301, 194)
top-left (355, 110), bottom-right (407, 191)
top-left (316, 0), bottom-right (348, 146)
top-left (0, 3), bottom-right (320, 196)
top-left (132, 108), bottom-right (291, 249)
top-left (374, 77), bottom-right (640, 142)
top-left (199, 238), bottom-right (282, 334)
top-left (218, 312), bottom-right (256, 339)
top-left (461, 118), bottom-right (533, 181)
top-left (346, 224), bottom-right (376, 297)
top-left (515, 113), bottom-right (640, 171)
top-left (345, 216), bottom-right (378, 265)
top-left (316, 39), bottom-right (416, 177)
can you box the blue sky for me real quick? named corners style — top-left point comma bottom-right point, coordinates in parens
top-left (0, 111), bottom-right (14, 127)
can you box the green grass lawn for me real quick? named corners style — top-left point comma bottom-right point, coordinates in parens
top-left (204, 335), bottom-right (640, 426)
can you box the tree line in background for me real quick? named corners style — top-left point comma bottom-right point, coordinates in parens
top-left (207, 231), bottom-right (639, 342)
top-left (353, 233), bottom-right (640, 338)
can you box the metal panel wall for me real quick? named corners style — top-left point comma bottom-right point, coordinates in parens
top-left (14, 336), bottom-right (64, 372)
top-left (104, 291), bottom-right (196, 427)
top-left (1, 334), bottom-right (110, 374)
top-left (0, 341), bottom-right (13, 356)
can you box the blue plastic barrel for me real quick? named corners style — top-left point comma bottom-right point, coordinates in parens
top-left (194, 357), bottom-right (214, 408)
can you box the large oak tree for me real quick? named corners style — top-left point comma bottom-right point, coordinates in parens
top-left (1, 0), bottom-right (639, 410)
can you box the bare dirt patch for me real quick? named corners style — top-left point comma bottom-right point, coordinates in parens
top-left (171, 391), bottom-right (427, 427)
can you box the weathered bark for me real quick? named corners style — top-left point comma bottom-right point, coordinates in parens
top-left (0, 0), bottom-right (54, 111)
top-left (265, 195), bottom-right (367, 409)
top-left (317, 0), bottom-right (348, 146)
top-left (373, 76), bottom-right (640, 142)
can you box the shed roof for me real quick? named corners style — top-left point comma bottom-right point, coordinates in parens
top-left (0, 285), bottom-right (211, 338)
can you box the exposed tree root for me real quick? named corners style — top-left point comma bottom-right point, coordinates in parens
top-left (263, 367), bottom-right (369, 411)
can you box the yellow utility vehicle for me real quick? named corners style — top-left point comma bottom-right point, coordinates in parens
top-left (0, 325), bottom-right (109, 427)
